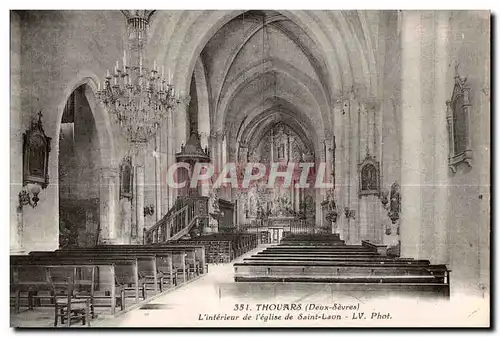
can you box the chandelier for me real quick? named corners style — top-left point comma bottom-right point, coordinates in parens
top-left (97, 10), bottom-right (178, 146)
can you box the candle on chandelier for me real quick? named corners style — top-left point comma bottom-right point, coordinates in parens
top-left (106, 69), bottom-right (110, 78)
top-left (123, 50), bottom-right (127, 68)
top-left (162, 65), bottom-right (164, 79)
top-left (168, 68), bottom-right (171, 85)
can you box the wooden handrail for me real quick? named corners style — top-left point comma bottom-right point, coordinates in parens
top-left (145, 197), bottom-right (206, 244)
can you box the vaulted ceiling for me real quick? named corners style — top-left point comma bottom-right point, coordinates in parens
top-left (198, 10), bottom-right (331, 159)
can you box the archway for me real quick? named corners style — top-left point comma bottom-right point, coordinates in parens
top-left (57, 79), bottom-right (118, 247)
top-left (58, 85), bottom-right (102, 247)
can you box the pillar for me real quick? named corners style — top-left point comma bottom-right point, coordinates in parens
top-left (399, 11), bottom-right (452, 261)
top-left (432, 10), bottom-right (451, 264)
top-left (155, 133), bottom-right (162, 222)
top-left (167, 109), bottom-right (175, 210)
top-left (99, 167), bottom-right (119, 244)
top-left (400, 10), bottom-right (424, 259)
top-left (135, 164), bottom-right (145, 244)
top-left (11, 210), bottom-right (24, 254)
top-left (10, 11), bottom-right (24, 254)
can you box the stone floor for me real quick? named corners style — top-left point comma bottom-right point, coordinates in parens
top-left (10, 245), bottom-right (490, 328)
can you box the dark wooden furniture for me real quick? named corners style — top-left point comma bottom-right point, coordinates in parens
top-left (50, 276), bottom-right (91, 327)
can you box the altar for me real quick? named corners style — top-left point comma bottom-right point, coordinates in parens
top-left (267, 216), bottom-right (295, 243)
top-left (242, 216), bottom-right (296, 244)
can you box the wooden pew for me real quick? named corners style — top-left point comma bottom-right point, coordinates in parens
top-left (266, 245), bottom-right (373, 252)
top-left (234, 261), bottom-right (450, 284)
top-left (185, 233), bottom-right (257, 263)
top-left (151, 244), bottom-right (207, 274)
top-left (19, 254), bottom-right (142, 305)
top-left (30, 251), bottom-right (150, 302)
top-left (51, 249), bottom-right (174, 292)
top-left (97, 244), bottom-right (206, 275)
top-left (101, 245), bottom-right (205, 279)
top-left (11, 256), bottom-right (137, 315)
top-left (244, 256), bottom-right (431, 265)
top-left (61, 245), bottom-right (200, 284)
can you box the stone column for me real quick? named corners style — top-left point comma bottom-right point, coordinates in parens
top-left (432, 10), bottom-right (451, 264)
top-left (99, 167), bottom-right (119, 244)
top-left (175, 95), bottom-right (190, 157)
top-left (239, 144), bottom-right (249, 163)
top-left (10, 12), bottom-right (24, 254)
top-left (11, 209), bottom-right (24, 254)
top-left (155, 134), bottom-right (162, 222)
top-left (400, 11), bottom-right (424, 259)
top-left (135, 164), bottom-right (145, 244)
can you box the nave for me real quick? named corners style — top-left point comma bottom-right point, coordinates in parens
top-left (11, 233), bottom-right (454, 328)
top-left (10, 10), bottom-right (490, 328)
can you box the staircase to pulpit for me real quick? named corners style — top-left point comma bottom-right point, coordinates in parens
top-left (145, 132), bottom-right (211, 244)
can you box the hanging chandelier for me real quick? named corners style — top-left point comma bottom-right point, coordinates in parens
top-left (97, 10), bottom-right (178, 146)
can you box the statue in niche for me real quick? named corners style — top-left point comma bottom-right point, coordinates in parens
top-left (278, 143), bottom-right (285, 159)
top-left (247, 192), bottom-right (257, 217)
top-left (388, 181), bottom-right (401, 224)
top-left (120, 157), bottom-right (133, 199)
top-left (361, 164), bottom-right (377, 191)
top-left (23, 111), bottom-right (51, 188)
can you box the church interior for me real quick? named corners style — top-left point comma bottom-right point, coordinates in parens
top-left (10, 10), bottom-right (490, 327)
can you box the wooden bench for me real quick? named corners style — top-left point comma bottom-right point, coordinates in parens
top-left (51, 249), bottom-right (179, 292)
top-left (11, 256), bottom-right (137, 315)
top-left (94, 246), bottom-right (196, 282)
top-left (184, 233), bottom-right (258, 263)
top-left (109, 245), bottom-right (205, 279)
top-left (234, 260), bottom-right (449, 284)
top-left (244, 256), bottom-right (431, 265)
top-left (30, 251), bottom-right (152, 301)
top-left (61, 245), bottom-right (202, 285)
top-left (145, 244), bottom-right (206, 273)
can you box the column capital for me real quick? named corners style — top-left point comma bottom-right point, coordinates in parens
top-left (210, 131), bottom-right (225, 142)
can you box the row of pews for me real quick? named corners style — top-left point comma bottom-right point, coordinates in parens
top-left (10, 244), bottom-right (206, 325)
top-left (234, 234), bottom-right (451, 298)
top-left (183, 233), bottom-right (258, 263)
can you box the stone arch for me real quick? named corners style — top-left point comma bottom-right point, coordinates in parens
top-left (230, 97), bottom-right (323, 163)
top-left (215, 58), bottom-right (329, 136)
top-left (56, 71), bottom-right (119, 245)
top-left (56, 71), bottom-right (117, 170)
top-left (147, 10), bottom-right (379, 155)
top-left (149, 10), bottom-right (375, 101)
